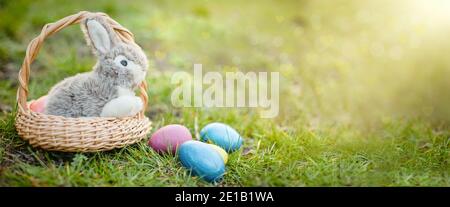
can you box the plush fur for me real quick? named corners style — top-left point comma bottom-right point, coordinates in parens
top-left (44, 16), bottom-right (148, 118)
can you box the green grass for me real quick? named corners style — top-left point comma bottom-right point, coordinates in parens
top-left (0, 0), bottom-right (449, 186)
top-left (1, 111), bottom-right (448, 186)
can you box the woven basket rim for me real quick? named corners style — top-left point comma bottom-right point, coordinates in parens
top-left (18, 108), bottom-right (144, 121)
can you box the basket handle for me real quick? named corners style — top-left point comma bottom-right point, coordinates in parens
top-left (16, 11), bottom-right (148, 117)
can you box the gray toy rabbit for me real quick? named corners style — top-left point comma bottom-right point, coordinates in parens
top-left (44, 16), bottom-right (148, 118)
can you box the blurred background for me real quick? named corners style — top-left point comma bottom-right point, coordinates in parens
top-left (0, 0), bottom-right (449, 130)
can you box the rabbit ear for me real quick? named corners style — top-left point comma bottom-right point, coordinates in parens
top-left (82, 17), bottom-right (120, 55)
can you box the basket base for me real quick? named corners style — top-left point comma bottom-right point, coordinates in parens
top-left (15, 111), bottom-right (152, 152)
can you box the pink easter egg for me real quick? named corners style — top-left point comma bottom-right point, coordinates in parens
top-left (29, 95), bottom-right (48, 113)
top-left (148, 124), bottom-right (193, 154)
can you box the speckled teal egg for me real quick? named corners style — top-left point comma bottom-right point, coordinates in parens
top-left (200, 123), bottom-right (243, 152)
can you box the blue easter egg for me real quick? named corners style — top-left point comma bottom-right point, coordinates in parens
top-left (200, 123), bottom-right (243, 152)
top-left (178, 141), bottom-right (226, 182)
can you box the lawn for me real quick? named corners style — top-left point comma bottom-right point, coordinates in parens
top-left (0, 0), bottom-right (449, 186)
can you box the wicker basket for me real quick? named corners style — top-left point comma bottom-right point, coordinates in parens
top-left (15, 11), bottom-right (152, 152)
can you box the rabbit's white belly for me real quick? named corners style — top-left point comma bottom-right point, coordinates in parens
top-left (99, 86), bottom-right (143, 117)
top-left (116, 86), bottom-right (135, 96)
